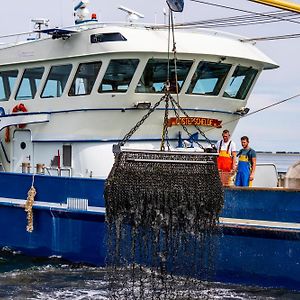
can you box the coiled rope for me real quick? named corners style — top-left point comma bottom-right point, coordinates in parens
top-left (24, 175), bottom-right (36, 233)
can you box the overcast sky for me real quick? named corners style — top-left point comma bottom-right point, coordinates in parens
top-left (2, 0), bottom-right (300, 151)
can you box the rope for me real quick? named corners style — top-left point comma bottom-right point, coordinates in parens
top-left (170, 10), bottom-right (180, 102)
top-left (24, 175), bottom-right (36, 233)
top-left (152, 10), bottom-right (300, 29)
top-left (204, 92), bottom-right (300, 133)
top-left (243, 32), bottom-right (300, 42)
top-left (189, 0), bottom-right (300, 26)
top-left (245, 92), bottom-right (300, 117)
top-left (167, 10), bottom-right (171, 82)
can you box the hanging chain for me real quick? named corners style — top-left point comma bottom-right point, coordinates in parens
top-left (160, 95), bottom-right (170, 151)
top-left (118, 95), bottom-right (167, 147)
top-left (118, 92), bottom-right (216, 150)
top-left (170, 96), bottom-right (216, 149)
top-left (170, 98), bottom-right (205, 150)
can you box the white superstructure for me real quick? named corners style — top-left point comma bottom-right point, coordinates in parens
top-left (0, 22), bottom-right (278, 178)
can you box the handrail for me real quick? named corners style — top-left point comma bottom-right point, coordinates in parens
top-left (0, 140), bottom-right (10, 165)
top-left (0, 21), bottom-right (247, 46)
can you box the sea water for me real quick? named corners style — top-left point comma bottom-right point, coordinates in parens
top-left (0, 153), bottom-right (299, 300)
top-left (0, 249), bottom-right (300, 300)
top-left (256, 152), bottom-right (300, 173)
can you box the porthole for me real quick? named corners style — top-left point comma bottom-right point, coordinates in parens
top-left (20, 142), bottom-right (26, 149)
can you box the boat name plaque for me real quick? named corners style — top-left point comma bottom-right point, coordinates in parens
top-left (167, 117), bottom-right (222, 128)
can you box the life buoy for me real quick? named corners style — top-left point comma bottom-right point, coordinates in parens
top-left (4, 126), bottom-right (10, 143)
top-left (12, 103), bottom-right (27, 113)
top-left (5, 103), bottom-right (28, 142)
top-left (12, 103), bottom-right (28, 129)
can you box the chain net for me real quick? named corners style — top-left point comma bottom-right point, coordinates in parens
top-left (105, 150), bottom-right (223, 232)
top-left (104, 150), bottom-right (224, 296)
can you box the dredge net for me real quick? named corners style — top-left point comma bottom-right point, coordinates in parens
top-left (105, 150), bottom-right (223, 233)
top-left (104, 149), bottom-right (224, 297)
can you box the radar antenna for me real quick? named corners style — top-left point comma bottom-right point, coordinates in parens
top-left (31, 18), bottom-right (49, 39)
top-left (118, 6), bottom-right (144, 23)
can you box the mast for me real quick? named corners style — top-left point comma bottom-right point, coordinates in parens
top-left (249, 0), bottom-right (300, 13)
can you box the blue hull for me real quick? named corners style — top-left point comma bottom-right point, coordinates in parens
top-left (0, 172), bottom-right (300, 290)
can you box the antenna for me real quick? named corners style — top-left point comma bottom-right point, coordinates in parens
top-left (118, 6), bottom-right (144, 22)
top-left (163, 8), bottom-right (167, 24)
top-left (31, 18), bottom-right (49, 39)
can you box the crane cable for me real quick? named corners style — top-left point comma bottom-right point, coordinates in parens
top-left (189, 0), bottom-right (300, 25)
top-left (170, 11), bottom-right (300, 28)
top-left (161, 8), bottom-right (180, 151)
top-left (162, 8), bottom-right (216, 150)
top-left (204, 92), bottom-right (300, 134)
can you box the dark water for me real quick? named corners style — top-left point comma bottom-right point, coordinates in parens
top-left (1, 248), bottom-right (300, 300)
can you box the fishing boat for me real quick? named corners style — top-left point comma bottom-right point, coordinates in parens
top-left (0, 0), bottom-right (299, 291)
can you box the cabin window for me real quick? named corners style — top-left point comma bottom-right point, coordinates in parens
top-left (90, 32), bottom-right (127, 43)
top-left (15, 67), bottom-right (44, 100)
top-left (69, 61), bottom-right (102, 96)
top-left (136, 59), bottom-right (193, 93)
top-left (0, 70), bottom-right (18, 101)
top-left (41, 64), bottom-right (72, 98)
top-left (187, 62), bottom-right (231, 96)
top-left (223, 66), bottom-right (258, 100)
top-left (99, 59), bottom-right (139, 93)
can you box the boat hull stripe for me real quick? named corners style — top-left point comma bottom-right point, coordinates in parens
top-left (0, 197), bottom-right (105, 214)
top-left (0, 197), bottom-right (299, 231)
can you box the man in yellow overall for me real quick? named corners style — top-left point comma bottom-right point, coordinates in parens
top-left (216, 129), bottom-right (237, 173)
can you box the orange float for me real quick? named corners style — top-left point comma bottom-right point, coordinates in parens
top-left (5, 103), bottom-right (28, 143)
top-left (12, 103), bottom-right (28, 129)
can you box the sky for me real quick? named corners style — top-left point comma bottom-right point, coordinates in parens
top-left (2, 0), bottom-right (300, 151)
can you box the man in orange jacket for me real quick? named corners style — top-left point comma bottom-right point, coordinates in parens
top-left (215, 129), bottom-right (237, 172)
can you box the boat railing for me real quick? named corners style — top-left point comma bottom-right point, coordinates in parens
top-left (20, 163), bottom-right (72, 177)
top-left (0, 30), bottom-right (40, 47)
top-left (44, 166), bottom-right (72, 177)
top-left (0, 21), bottom-right (246, 47)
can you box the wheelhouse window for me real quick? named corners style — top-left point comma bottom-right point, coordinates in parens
top-left (41, 64), bottom-right (72, 98)
top-left (99, 59), bottom-right (139, 93)
top-left (187, 62), bottom-right (231, 95)
top-left (91, 32), bottom-right (127, 43)
top-left (136, 59), bottom-right (193, 93)
top-left (223, 66), bottom-right (258, 100)
top-left (15, 67), bottom-right (44, 100)
top-left (0, 70), bottom-right (18, 101)
top-left (69, 61), bottom-right (101, 96)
